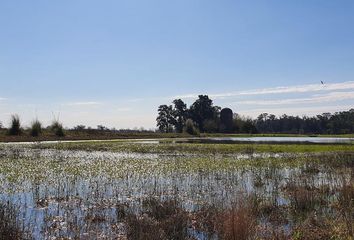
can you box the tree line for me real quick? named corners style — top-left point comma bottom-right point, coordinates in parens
top-left (156, 95), bottom-right (354, 134)
top-left (255, 110), bottom-right (354, 134)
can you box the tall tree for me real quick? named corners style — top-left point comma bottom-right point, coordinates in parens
top-left (189, 95), bottom-right (220, 132)
top-left (156, 105), bottom-right (175, 133)
top-left (172, 99), bottom-right (187, 133)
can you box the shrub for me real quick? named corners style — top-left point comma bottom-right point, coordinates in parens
top-left (7, 115), bottom-right (21, 135)
top-left (30, 119), bottom-right (42, 137)
top-left (183, 119), bottom-right (199, 135)
top-left (51, 120), bottom-right (65, 137)
top-left (73, 125), bottom-right (86, 132)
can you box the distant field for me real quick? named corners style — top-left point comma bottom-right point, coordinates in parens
top-left (0, 128), bottom-right (354, 142)
top-left (15, 138), bottom-right (354, 154)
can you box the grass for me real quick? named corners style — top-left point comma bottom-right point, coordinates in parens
top-left (50, 120), bottom-right (65, 137)
top-left (0, 128), bottom-right (191, 142)
top-left (0, 202), bottom-right (29, 239)
top-left (125, 198), bottom-right (188, 240)
top-left (7, 115), bottom-right (21, 136)
top-left (30, 119), bottom-right (42, 137)
top-left (0, 141), bottom-right (353, 239)
top-left (36, 140), bottom-right (354, 154)
top-left (0, 128), bottom-right (353, 142)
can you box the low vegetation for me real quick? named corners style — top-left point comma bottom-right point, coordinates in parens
top-left (0, 141), bottom-right (353, 239)
top-left (40, 140), bottom-right (354, 154)
top-left (7, 114), bottom-right (21, 136)
top-left (0, 202), bottom-right (29, 239)
top-left (30, 119), bottom-right (42, 137)
top-left (50, 120), bottom-right (65, 137)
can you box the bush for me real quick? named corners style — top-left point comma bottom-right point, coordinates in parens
top-left (30, 119), bottom-right (42, 137)
top-left (7, 115), bottom-right (21, 135)
top-left (51, 120), bottom-right (65, 137)
top-left (183, 119), bottom-right (199, 135)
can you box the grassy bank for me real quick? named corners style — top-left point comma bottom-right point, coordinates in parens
top-left (1, 128), bottom-right (354, 143)
top-left (32, 140), bottom-right (354, 154)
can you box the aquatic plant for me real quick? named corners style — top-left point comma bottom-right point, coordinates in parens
top-left (0, 142), bottom-right (353, 239)
top-left (0, 202), bottom-right (29, 239)
top-left (125, 198), bottom-right (188, 240)
top-left (217, 200), bottom-right (256, 240)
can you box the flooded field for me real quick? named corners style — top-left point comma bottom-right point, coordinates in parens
top-left (0, 141), bottom-right (353, 239)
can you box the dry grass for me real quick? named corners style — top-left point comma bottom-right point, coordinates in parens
top-left (217, 201), bottom-right (257, 240)
top-left (125, 198), bottom-right (189, 240)
top-left (336, 182), bottom-right (354, 238)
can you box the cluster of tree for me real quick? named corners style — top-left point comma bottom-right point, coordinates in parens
top-left (157, 95), bottom-right (354, 134)
top-left (156, 95), bottom-right (224, 134)
top-left (255, 110), bottom-right (354, 134)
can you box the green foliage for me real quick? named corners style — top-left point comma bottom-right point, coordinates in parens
top-left (30, 119), bottom-right (42, 137)
top-left (158, 94), bottom-right (354, 134)
top-left (51, 120), bottom-right (65, 137)
top-left (255, 109), bottom-right (354, 134)
top-left (8, 115), bottom-right (21, 135)
top-left (203, 119), bottom-right (219, 133)
top-left (172, 99), bottom-right (187, 133)
top-left (156, 105), bottom-right (175, 133)
top-left (189, 95), bottom-right (220, 132)
top-left (183, 119), bottom-right (199, 135)
top-left (157, 95), bottom-right (221, 133)
top-left (233, 115), bottom-right (258, 134)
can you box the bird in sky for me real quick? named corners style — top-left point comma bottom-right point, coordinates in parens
top-left (321, 81), bottom-right (324, 85)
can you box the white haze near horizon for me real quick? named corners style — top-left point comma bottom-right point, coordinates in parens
top-left (0, 81), bottom-right (354, 129)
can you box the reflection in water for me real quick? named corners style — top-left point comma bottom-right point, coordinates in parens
top-left (0, 147), bottom-right (352, 239)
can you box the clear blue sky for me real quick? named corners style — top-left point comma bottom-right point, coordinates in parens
top-left (1, 0), bottom-right (354, 128)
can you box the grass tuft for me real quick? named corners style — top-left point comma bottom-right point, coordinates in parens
top-left (51, 120), bottom-right (65, 137)
top-left (7, 115), bottom-right (21, 135)
top-left (30, 119), bottom-right (42, 137)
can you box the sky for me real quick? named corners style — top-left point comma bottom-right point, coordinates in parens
top-left (1, 0), bottom-right (354, 129)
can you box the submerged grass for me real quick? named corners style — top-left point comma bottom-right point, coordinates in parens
top-left (0, 141), bottom-right (353, 239)
top-left (0, 202), bottom-right (29, 239)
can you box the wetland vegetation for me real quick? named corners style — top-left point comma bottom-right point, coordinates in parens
top-left (0, 140), bottom-right (353, 239)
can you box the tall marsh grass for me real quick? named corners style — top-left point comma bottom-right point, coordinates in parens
top-left (7, 114), bottom-right (21, 135)
top-left (51, 120), bottom-right (65, 137)
top-left (30, 119), bottom-right (42, 137)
